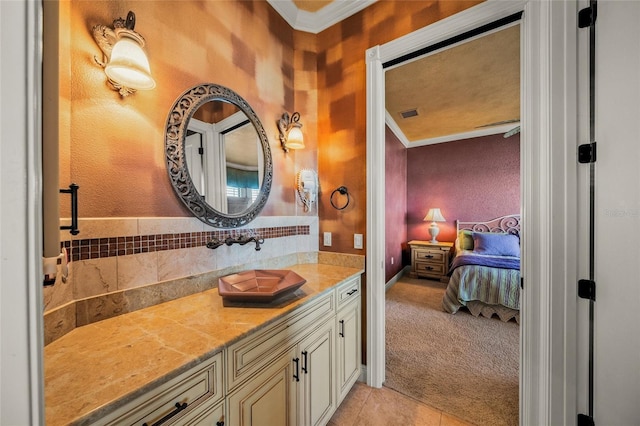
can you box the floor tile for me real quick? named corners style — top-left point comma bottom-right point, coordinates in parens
top-left (330, 382), bottom-right (372, 425)
top-left (331, 382), bottom-right (478, 426)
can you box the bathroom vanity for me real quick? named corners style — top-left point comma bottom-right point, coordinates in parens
top-left (44, 262), bottom-right (363, 426)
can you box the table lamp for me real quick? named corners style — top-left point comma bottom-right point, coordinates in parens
top-left (424, 208), bottom-right (446, 243)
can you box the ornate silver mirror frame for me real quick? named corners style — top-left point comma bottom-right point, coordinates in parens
top-left (165, 83), bottom-right (273, 228)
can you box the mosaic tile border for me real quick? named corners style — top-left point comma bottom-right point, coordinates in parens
top-left (61, 225), bottom-right (310, 262)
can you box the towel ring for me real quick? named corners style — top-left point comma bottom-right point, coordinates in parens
top-left (330, 186), bottom-right (350, 210)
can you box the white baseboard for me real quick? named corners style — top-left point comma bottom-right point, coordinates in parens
top-left (385, 266), bottom-right (410, 292)
top-left (358, 364), bottom-right (367, 383)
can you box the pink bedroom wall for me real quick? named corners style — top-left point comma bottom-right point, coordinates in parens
top-left (406, 133), bottom-right (520, 245)
top-left (385, 126), bottom-right (407, 282)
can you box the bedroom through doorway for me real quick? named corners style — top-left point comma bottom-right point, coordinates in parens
top-left (381, 16), bottom-right (522, 426)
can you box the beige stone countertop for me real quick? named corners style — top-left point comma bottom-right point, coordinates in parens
top-left (44, 263), bottom-right (364, 426)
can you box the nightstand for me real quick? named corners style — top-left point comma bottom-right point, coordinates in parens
top-left (408, 240), bottom-right (454, 282)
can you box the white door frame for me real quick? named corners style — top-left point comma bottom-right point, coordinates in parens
top-left (365, 1), bottom-right (579, 424)
top-left (0, 0), bottom-right (45, 424)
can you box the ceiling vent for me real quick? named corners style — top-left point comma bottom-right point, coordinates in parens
top-left (400, 109), bottom-right (419, 119)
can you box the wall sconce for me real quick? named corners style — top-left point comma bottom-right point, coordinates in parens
top-left (424, 208), bottom-right (446, 243)
top-left (278, 111), bottom-right (305, 152)
top-left (92, 11), bottom-right (156, 97)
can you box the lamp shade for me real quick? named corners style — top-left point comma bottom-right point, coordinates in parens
top-left (424, 208), bottom-right (446, 222)
top-left (105, 34), bottom-right (156, 91)
top-left (286, 126), bottom-right (305, 149)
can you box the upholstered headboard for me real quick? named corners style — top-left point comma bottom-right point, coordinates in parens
top-left (456, 214), bottom-right (521, 236)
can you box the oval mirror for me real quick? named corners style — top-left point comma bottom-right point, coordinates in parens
top-left (165, 84), bottom-right (273, 228)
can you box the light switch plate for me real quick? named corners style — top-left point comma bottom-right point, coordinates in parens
top-left (323, 232), bottom-right (332, 246)
top-left (354, 233), bottom-right (363, 249)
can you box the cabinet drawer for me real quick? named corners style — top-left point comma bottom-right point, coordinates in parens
top-left (98, 351), bottom-right (223, 426)
top-left (415, 261), bottom-right (445, 276)
top-left (414, 250), bottom-right (445, 263)
top-left (336, 277), bottom-right (361, 310)
top-left (226, 292), bottom-right (335, 392)
top-left (174, 399), bottom-right (224, 426)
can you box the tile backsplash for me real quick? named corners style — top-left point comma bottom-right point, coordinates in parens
top-left (43, 215), bottom-right (320, 343)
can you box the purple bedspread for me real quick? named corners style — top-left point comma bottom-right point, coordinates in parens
top-left (449, 254), bottom-right (520, 275)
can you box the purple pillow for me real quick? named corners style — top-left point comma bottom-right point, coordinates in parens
top-left (472, 232), bottom-right (520, 257)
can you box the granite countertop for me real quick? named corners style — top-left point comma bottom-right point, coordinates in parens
top-left (44, 263), bottom-right (363, 426)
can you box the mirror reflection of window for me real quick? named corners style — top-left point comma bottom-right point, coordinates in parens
top-left (185, 101), bottom-right (262, 215)
top-left (223, 121), bottom-right (261, 214)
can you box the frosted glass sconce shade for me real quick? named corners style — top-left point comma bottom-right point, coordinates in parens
top-left (278, 111), bottom-right (305, 152)
top-left (423, 208), bottom-right (446, 243)
top-left (92, 11), bottom-right (156, 97)
top-left (105, 35), bottom-right (155, 91)
top-left (285, 126), bottom-right (305, 149)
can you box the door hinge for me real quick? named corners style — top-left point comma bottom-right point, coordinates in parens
top-left (198, 146), bottom-right (204, 155)
top-left (520, 277), bottom-right (524, 290)
top-left (578, 413), bottom-right (595, 426)
top-left (578, 4), bottom-right (597, 28)
top-left (578, 142), bottom-right (597, 163)
top-left (578, 279), bottom-right (596, 301)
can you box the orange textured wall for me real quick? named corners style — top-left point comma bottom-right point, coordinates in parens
top-left (61, 0), bottom-right (480, 229)
top-left (316, 0), bottom-right (481, 254)
top-left (61, 0), bottom-right (313, 218)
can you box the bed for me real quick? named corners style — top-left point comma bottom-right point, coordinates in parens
top-left (442, 214), bottom-right (521, 323)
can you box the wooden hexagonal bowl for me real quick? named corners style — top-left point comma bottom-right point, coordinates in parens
top-left (218, 270), bottom-right (307, 303)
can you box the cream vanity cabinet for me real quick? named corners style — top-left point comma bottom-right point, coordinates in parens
top-left (93, 352), bottom-right (224, 426)
top-left (335, 277), bottom-right (361, 403)
top-left (226, 276), bottom-right (361, 426)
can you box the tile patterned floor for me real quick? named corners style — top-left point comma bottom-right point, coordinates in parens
top-left (329, 382), bottom-right (475, 426)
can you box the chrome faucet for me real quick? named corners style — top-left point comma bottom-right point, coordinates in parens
top-left (206, 234), bottom-right (264, 251)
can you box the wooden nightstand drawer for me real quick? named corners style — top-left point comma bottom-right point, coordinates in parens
top-left (414, 250), bottom-right (445, 262)
top-left (408, 240), bottom-right (453, 282)
top-left (415, 261), bottom-right (445, 276)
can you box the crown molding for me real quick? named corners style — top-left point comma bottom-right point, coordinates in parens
top-left (267, 0), bottom-right (377, 34)
top-left (385, 110), bottom-right (519, 148)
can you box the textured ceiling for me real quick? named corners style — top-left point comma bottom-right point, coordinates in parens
top-left (291, 0), bottom-right (334, 13)
top-left (385, 24), bottom-right (521, 146)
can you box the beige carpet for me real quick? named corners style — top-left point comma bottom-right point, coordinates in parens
top-left (385, 276), bottom-right (519, 426)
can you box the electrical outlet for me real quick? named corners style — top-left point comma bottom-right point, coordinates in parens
top-left (323, 232), bottom-right (332, 246)
top-left (354, 233), bottom-right (363, 249)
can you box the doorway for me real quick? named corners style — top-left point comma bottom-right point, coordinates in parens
top-left (365, 1), bottom-right (581, 424)
top-left (382, 21), bottom-right (522, 425)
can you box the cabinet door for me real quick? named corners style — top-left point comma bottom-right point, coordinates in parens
top-left (298, 319), bottom-right (336, 426)
top-left (227, 347), bottom-right (298, 426)
top-left (336, 300), bottom-right (361, 403)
